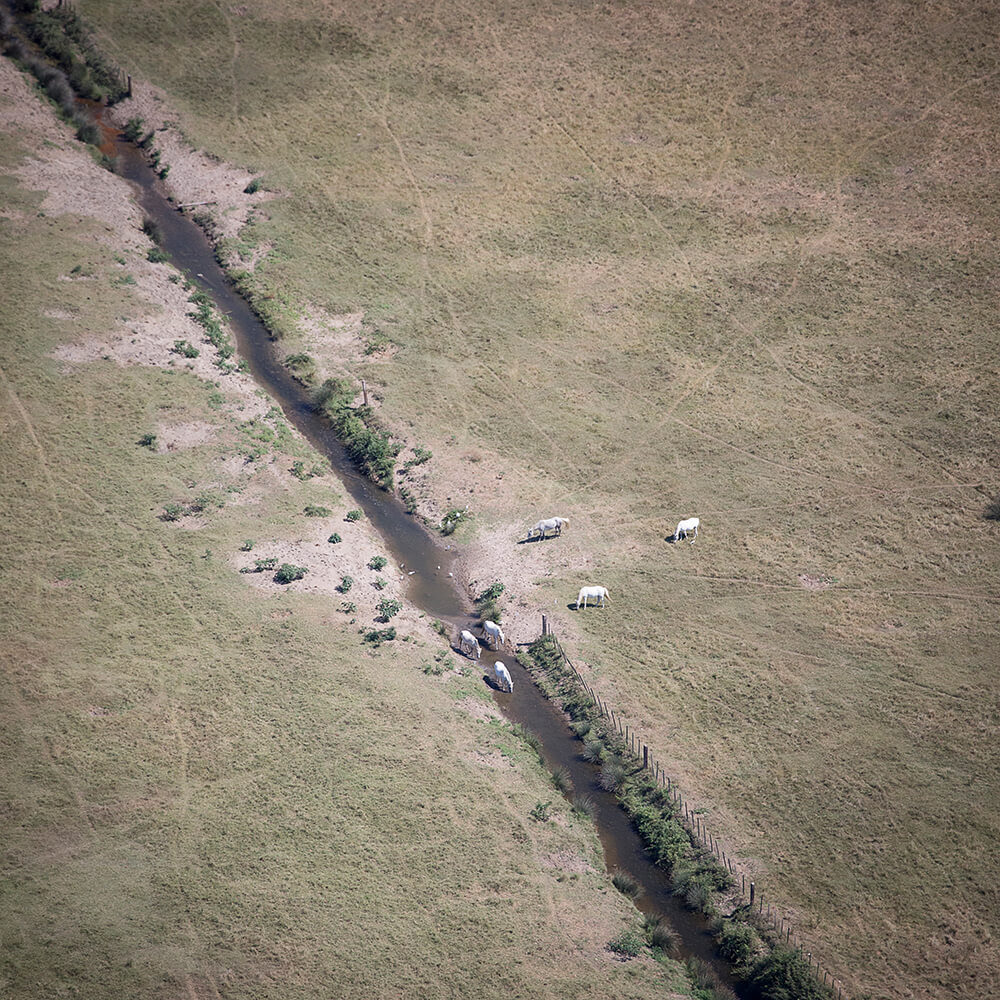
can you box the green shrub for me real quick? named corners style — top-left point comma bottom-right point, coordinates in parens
top-left (340, 601), bottom-right (356, 614)
top-left (160, 502), bottom-right (185, 521)
top-left (373, 577), bottom-right (387, 590)
top-left (304, 504), bottom-right (332, 517)
top-left (315, 377), bottom-right (400, 488)
top-left (327, 533), bottom-right (342, 544)
top-left (171, 339), bottom-right (199, 358)
top-left (718, 921), bottom-right (761, 972)
top-left (607, 930), bottom-right (644, 959)
top-left (363, 626), bottom-right (397, 646)
top-left (187, 291), bottom-right (235, 363)
top-left (529, 801), bottom-right (552, 822)
top-left (274, 563), bottom-right (307, 584)
top-left (345, 509), bottom-right (362, 522)
top-left (243, 176), bottom-right (263, 194)
top-left (368, 555), bottom-right (388, 571)
top-left (404, 446), bottom-right (432, 468)
top-left (376, 598), bottom-right (402, 621)
top-left (338, 576), bottom-right (354, 593)
top-left (746, 947), bottom-right (832, 1000)
top-left (137, 432), bottom-right (157, 449)
top-left (188, 492), bottom-right (222, 514)
top-left (240, 540), bottom-right (254, 551)
top-left (252, 557), bottom-right (278, 572)
top-left (147, 247), bottom-right (169, 264)
top-left (122, 116), bottom-right (144, 143)
top-left (572, 794), bottom-right (596, 819)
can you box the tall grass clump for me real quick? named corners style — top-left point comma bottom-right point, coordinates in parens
top-left (611, 869), bottom-right (640, 898)
top-left (315, 378), bottom-right (400, 489)
top-left (643, 914), bottom-right (677, 954)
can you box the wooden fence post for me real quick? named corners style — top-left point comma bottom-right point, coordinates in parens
top-left (361, 379), bottom-right (369, 406)
top-left (643, 745), bottom-right (648, 769)
top-left (541, 613), bottom-right (548, 635)
top-left (749, 882), bottom-right (755, 906)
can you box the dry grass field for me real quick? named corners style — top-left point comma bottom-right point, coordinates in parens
top-left (36, 1), bottom-right (1000, 997)
top-left (0, 58), bottom-right (697, 1000)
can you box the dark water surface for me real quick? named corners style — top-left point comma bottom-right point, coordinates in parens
top-left (106, 118), bottom-right (740, 992)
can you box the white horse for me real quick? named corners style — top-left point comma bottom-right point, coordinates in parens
top-left (494, 661), bottom-right (513, 692)
top-left (672, 517), bottom-right (700, 544)
top-left (459, 629), bottom-right (481, 659)
top-left (576, 585), bottom-right (610, 609)
top-left (528, 516), bottom-right (569, 540)
top-left (482, 620), bottom-right (505, 648)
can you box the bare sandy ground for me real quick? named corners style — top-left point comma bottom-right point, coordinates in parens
top-left (1, 57), bottom-right (438, 641)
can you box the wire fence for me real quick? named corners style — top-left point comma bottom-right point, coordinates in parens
top-left (541, 619), bottom-right (847, 1000)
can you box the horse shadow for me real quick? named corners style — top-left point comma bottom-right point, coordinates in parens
top-left (517, 534), bottom-right (547, 545)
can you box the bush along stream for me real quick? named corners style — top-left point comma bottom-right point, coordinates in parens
top-left (2, 7), bottom-right (838, 998)
top-left (520, 636), bottom-right (836, 1000)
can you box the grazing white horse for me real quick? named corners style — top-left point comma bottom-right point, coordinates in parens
top-left (672, 517), bottom-right (700, 544)
top-left (482, 620), bottom-right (505, 648)
top-left (528, 516), bottom-right (569, 540)
top-left (576, 585), bottom-right (610, 609)
top-left (494, 661), bottom-right (513, 692)
top-left (459, 629), bottom-right (481, 659)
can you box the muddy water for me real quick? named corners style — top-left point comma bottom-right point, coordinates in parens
top-left (106, 120), bottom-right (740, 991)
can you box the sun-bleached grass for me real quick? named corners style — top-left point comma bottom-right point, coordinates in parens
top-left (74, 3), bottom-right (1000, 998)
top-left (0, 109), bottom-right (682, 999)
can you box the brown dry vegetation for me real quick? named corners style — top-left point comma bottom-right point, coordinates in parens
top-left (0, 55), bottom-right (694, 1000)
top-left (21, 1), bottom-right (1000, 998)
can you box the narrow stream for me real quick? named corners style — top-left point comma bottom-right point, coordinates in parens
top-left (104, 117), bottom-right (741, 993)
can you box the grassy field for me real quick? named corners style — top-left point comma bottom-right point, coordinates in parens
top-left (0, 64), bottom-right (702, 1000)
top-left (57, 1), bottom-right (1000, 997)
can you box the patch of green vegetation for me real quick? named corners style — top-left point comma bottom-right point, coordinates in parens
top-left (315, 377), bottom-right (400, 489)
top-left (171, 339), bottom-right (199, 358)
top-left (284, 351), bottom-right (318, 387)
top-left (440, 506), bottom-right (468, 536)
top-left (274, 562), bottom-right (307, 584)
top-left (607, 930), bottom-right (644, 959)
top-left (375, 598), bottom-right (402, 622)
